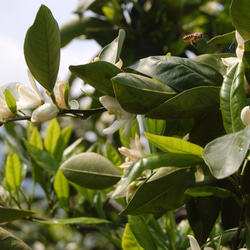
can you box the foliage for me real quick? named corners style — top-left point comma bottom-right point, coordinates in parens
top-left (1, 0), bottom-right (250, 249)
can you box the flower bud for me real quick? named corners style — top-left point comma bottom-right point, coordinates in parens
top-left (31, 103), bottom-right (58, 122)
top-left (241, 106), bottom-right (250, 126)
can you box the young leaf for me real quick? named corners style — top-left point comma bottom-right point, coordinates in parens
top-left (54, 169), bottom-right (69, 211)
top-left (203, 125), bottom-right (250, 179)
top-left (24, 5), bottom-right (60, 92)
top-left (144, 132), bottom-right (204, 156)
top-left (60, 152), bottom-right (122, 190)
top-left (122, 224), bottom-right (144, 250)
top-left (105, 140), bottom-right (123, 168)
top-left (5, 153), bottom-right (22, 191)
top-left (220, 62), bottom-right (246, 134)
top-left (4, 89), bottom-right (17, 115)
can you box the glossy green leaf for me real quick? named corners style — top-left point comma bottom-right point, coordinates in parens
top-left (34, 217), bottom-right (111, 225)
top-left (207, 31), bottom-right (236, 45)
top-left (0, 227), bottom-right (31, 250)
top-left (99, 29), bottom-right (125, 64)
top-left (60, 152), bottom-right (122, 190)
top-left (5, 153), bottom-right (22, 191)
top-left (24, 5), bottom-right (60, 92)
top-left (146, 118), bottom-right (165, 136)
top-left (122, 224), bottom-right (144, 250)
top-left (220, 61), bottom-right (246, 134)
top-left (4, 89), bottom-right (16, 115)
top-left (120, 164), bottom-right (214, 215)
top-left (0, 206), bottom-right (36, 223)
top-left (105, 141), bottom-right (123, 168)
top-left (144, 132), bottom-right (204, 156)
top-left (185, 186), bottom-right (233, 198)
top-left (24, 139), bottom-right (59, 174)
top-left (146, 86), bottom-right (220, 120)
top-left (203, 125), bottom-right (250, 179)
top-left (230, 0), bottom-right (250, 41)
top-left (113, 73), bottom-right (177, 114)
top-left (44, 119), bottom-right (61, 154)
top-left (128, 56), bottom-right (223, 92)
top-left (128, 215), bottom-right (157, 250)
top-left (186, 196), bottom-right (220, 246)
top-left (69, 61), bottom-right (122, 96)
top-left (112, 152), bottom-right (203, 198)
top-left (54, 169), bottom-right (69, 212)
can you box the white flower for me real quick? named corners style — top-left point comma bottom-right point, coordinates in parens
top-left (54, 80), bottom-right (79, 109)
top-left (118, 134), bottom-right (144, 170)
top-left (241, 106), bottom-right (250, 126)
top-left (31, 103), bottom-right (58, 122)
top-left (187, 235), bottom-right (214, 250)
top-left (99, 95), bottom-right (136, 135)
top-left (0, 92), bottom-right (13, 118)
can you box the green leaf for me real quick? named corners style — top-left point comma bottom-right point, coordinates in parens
top-left (128, 215), bottom-right (157, 250)
top-left (146, 118), bottom-right (166, 136)
top-left (186, 196), bottom-right (220, 246)
top-left (230, 0), bottom-right (250, 41)
top-left (24, 5), bottom-right (60, 92)
top-left (29, 126), bottom-right (43, 150)
top-left (0, 206), bottom-right (36, 223)
top-left (44, 119), bottom-right (61, 154)
top-left (207, 31), bottom-right (236, 45)
top-left (99, 29), bottom-right (125, 64)
top-left (24, 139), bottom-right (59, 174)
top-left (146, 86), bottom-right (220, 120)
top-left (185, 186), bottom-right (234, 198)
top-left (112, 73), bottom-right (177, 114)
top-left (128, 56), bottom-right (223, 92)
top-left (34, 217), bottom-right (111, 225)
top-left (69, 61), bottom-right (122, 96)
top-left (0, 227), bottom-right (31, 250)
top-left (202, 125), bottom-right (250, 179)
top-left (4, 89), bottom-right (16, 115)
top-left (120, 164), bottom-right (213, 215)
top-left (54, 169), bottom-right (69, 212)
top-left (220, 61), bottom-right (247, 134)
top-left (122, 224), bottom-right (144, 250)
top-left (105, 141), bottom-right (123, 168)
top-left (5, 153), bottom-right (22, 191)
top-left (60, 152), bottom-right (122, 190)
top-left (112, 152), bottom-right (203, 198)
top-left (144, 132), bottom-right (204, 156)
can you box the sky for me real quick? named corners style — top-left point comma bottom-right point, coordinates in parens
top-left (0, 1), bottom-right (101, 86)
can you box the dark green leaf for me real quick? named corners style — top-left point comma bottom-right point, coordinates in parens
top-left (69, 61), bottom-right (122, 96)
top-left (220, 61), bottom-right (246, 134)
top-left (207, 31), bottom-right (236, 45)
top-left (127, 56), bottom-right (223, 92)
top-left (0, 227), bottom-right (31, 250)
top-left (4, 89), bottom-right (16, 115)
top-left (128, 215), bottom-right (157, 250)
top-left (0, 206), bottom-right (36, 223)
top-left (146, 86), bottom-right (220, 120)
top-left (24, 5), bottom-right (60, 92)
top-left (203, 125), bottom-right (250, 179)
top-left (60, 152), bottom-right (122, 190)
top-left (186, 196), bottom-right (220, 246)
top-left (230, 0), bottom-right (250, 40)
top-left (112, 73), bottom-right (177, 114)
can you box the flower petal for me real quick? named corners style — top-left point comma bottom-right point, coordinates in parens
top-left (31, 103), bottom-right (58, 122)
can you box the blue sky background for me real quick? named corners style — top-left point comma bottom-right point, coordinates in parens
top-left (0, 1), bottom-right (100, 86)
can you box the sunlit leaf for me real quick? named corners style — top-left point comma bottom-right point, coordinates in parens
top-left (203, 125), bottom-right (250, 179)
top-left (5, 153), bottom-right (22, 191)
top-left (54, 169), bottom-right (69, 212)
top-left (24, 5), bottom-right (60, 92)
top-left (207, 31), bottom-right (236, 45)
top-left (0, 206), bottom-right (36, 223)
top-left (4, 89), bottom-right (16, 115)
top-left (122, 224), bottom-right (144, 250)
top-left (144, 132), bottom-right (204, 156)
top-left (105, 141), bottom-right (123, 168)
top-left (60, 152), bottom-right (122, 190)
